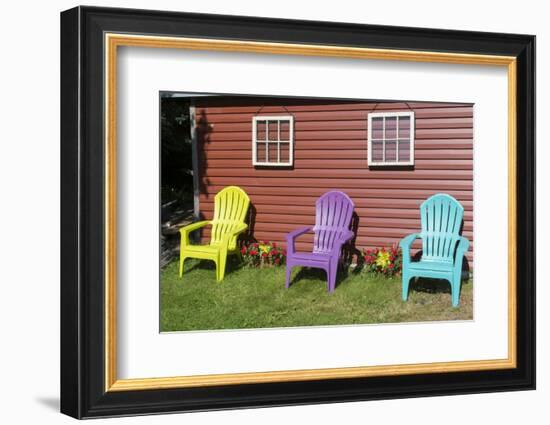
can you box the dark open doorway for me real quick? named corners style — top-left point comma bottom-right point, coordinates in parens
top-left (160, 93), bottom-right (195, 266)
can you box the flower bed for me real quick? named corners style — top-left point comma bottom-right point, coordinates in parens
top-left (363, 245), bottom-right (402, 277)
top-left (241, 241), bottom-right (286, 267)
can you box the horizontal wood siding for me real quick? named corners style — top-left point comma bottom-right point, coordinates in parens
top-left (195, 99), bottom-right (474, 267)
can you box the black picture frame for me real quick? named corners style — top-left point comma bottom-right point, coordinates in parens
top-left (60, 5), bottom-right (535, 419)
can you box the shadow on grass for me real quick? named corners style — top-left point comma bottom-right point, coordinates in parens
top-left (183, 256), bottom-right (245, 277)
top-left (289, 265), bottom-right (352, 290)
top-left (409, 276), bottom-right (471, 295)
top-left (405, 249), bottom-right (472, 296)
top-left (410, 277), bottom-right (452, 294)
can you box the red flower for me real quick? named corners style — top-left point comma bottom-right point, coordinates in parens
top-left (262, 252), bottom-right (268, 258)
top-left (272, 242), bottom-right (277, 248)
top-left (282, 249), bottom-right (287, 256)
top-left (250, 250), bottom-right (257, 256)
top-left (274, 258), bottom-right (280, 265)
top-left (241, 247), bottom-right (246, 254)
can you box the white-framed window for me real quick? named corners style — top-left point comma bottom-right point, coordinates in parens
top-left (367, 111), bottom-right (415, 166)
top-left (252, 116), bottom-right (294, 166)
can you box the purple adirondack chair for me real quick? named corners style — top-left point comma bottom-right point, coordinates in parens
top-left (285, 191), bottom-right (355, 293)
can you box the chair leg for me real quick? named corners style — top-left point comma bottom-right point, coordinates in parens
top-left (212, 258), bottom-right (219, 281)
top-left (179, 255), bottom-right (186, 278)
top-left (451, 284), bottom-right (460, 307)
top-left (327, 264), bottom-right (337, 293)
top-left (285, 264), bottom-right (293, 289)
top-left (451, 272), bottom-right (461, 307)
top-left (217, 254), bottom-right (227, 282)
top-left (402, 273), bottom-right (411, 301)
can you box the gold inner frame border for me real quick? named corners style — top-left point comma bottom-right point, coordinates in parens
top-left (104, 33), bottom-right (517, 392)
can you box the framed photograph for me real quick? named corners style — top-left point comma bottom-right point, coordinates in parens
top-left (60, 5), bottom-right (535, 419)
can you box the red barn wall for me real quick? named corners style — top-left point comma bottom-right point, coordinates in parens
top-left (194, 98), bottom-right (473, 267)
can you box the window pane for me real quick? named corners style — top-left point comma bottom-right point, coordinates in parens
top-left (371, 117), bottom-right (384, 139)
top-left (256, 141), bottom-right (267, 163)
top-left (398, 116), bottom-right (410, 138)
top-left (279, 120), bottom-right (290, 141)
top-left (268, 121), bottom-right (278, 141)
top-left (385, 116), bottom-right (397, 139)
top-left (267, 142), bottom-right (279, 163)
top-left (398, 139), bottom-right (410, 162)
top-left (256, 120), bottom-right (266, 139)
top-left (385, 140), bottom-right (397, 162)
top-left (371, 140), bottom-right (384, 162)
top-left (280, 142), bottom-right (290, 163)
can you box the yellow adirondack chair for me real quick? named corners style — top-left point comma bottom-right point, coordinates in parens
top-left (179, 186), bottom-right (250, 281)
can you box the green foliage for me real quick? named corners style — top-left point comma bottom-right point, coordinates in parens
top-left (241, 241), bottom-right (286, 267)
top-left (363, 245), bottom-right (402, 277)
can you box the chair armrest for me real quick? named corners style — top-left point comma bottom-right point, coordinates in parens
top-left (453, 236), bottom-right (470, 274)
top-left (230, 222), bottom-right (248, 236)
top-left (333, 230), bottom-right (355, 248)
top-left (330, 230), bottom-right (355, 257)
top-left (399, 233), bottom-right (421, 250)
top-left (179, 220), bottom-right (212, 246)
top-left (455, 236), bottom-right (470, 258)
top-left (339, 229), bottom-right (355, 243)
top-left (399, 233), bottom-right (421, 265)
top-left (286, 226), bottom-right (312, 256)
top-left (221, 223), bottom-right (249, 245)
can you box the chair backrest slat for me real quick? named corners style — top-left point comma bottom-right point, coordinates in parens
top-left (313, 191), bottom-right (354, 254)
top-left (420, 193), bottom-right (464, 262)
top-left (210, 186), bottom-right (250, 249)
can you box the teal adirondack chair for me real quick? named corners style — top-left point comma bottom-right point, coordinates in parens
top-left (399, 194), bottom-right (470, 307)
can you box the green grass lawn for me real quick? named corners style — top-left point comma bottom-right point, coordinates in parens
top-left (160, 258), bottom-right (473, 332)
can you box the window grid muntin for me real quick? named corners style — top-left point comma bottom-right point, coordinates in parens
top-left (368, 111), bottom-right (414, 166)
top-left (253, 115), bottom-right (293, 166)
